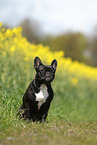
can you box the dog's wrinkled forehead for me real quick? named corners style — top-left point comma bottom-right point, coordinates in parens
top-left (39, 65), bottom-right (52, 71)
top-left (39, 65), bottom-right (45, 70)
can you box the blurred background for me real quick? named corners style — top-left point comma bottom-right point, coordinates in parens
top-left (0, 0), bottom-right (97, 67)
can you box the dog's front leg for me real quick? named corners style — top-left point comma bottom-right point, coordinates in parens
top-left (40, 102), bottom-right (51, 122)
top-left (41, 113), bottom-right (48, 122)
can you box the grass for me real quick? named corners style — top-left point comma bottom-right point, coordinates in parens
top-left (0, 119), bottom-right (97, 145)
top-left (0, 73), bottom-right (97, 145)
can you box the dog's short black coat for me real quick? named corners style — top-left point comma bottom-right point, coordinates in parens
top-left (17, 57), bottom-right (57, 122)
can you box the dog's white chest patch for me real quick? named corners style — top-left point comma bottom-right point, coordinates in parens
top-left (35, 84), bottom-right (48, 109)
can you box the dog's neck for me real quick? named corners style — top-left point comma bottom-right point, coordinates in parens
top-left (31, 78), bottom-right (51, 93)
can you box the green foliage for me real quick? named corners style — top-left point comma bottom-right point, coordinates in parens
top-left (42, 32), bottom-right (87, 62)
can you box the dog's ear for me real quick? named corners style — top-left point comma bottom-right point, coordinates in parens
top-left (51, 59), bottom-right (57, 71)
top-left (34, 57), bottom-right (42, 69)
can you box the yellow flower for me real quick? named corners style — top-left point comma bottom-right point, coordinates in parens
top-left (24, 57), bottom-right (29, 61)
top-left (2, 28), bottom-right (5, 32)
top-left (10, 47), bottom-right (15, 52)
top-left (0, 22), bottom-right (2, 27)
top-left (2, 51), bottom-right (6, 56)
top-left (70, 78), bottom-right (78, 86)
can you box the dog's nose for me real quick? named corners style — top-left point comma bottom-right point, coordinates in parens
top-left (46, 72), bottom-right (50, 76)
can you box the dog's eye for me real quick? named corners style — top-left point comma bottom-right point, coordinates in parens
top-left (40, 70), bottom-right (45, 74)
top-left (40, 70), bottom-right (44, 72)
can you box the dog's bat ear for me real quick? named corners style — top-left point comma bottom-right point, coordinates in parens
top-left (51, 59), bottom-right (57, 71)
top-left (34, 57), bottom-right (42, 69)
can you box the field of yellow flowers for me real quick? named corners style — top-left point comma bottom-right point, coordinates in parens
top-left (0, 22), bottom-right (97, 87)
top-left (0, 23), bottom-right (97, 145)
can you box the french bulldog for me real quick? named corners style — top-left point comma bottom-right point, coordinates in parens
top-left (17, 57), bottom-right (57, 122)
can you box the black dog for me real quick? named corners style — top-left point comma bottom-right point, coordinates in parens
top-left (17, 57), bottom-right (57, 122)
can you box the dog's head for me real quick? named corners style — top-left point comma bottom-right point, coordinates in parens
top-left (34, 57), bottom-right (57, 84)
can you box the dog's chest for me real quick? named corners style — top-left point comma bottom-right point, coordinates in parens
top-left (35, 84), bottom-right (49, 109)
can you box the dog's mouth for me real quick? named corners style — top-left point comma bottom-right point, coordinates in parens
top-left (46, 76), bottom-right (51, 81)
